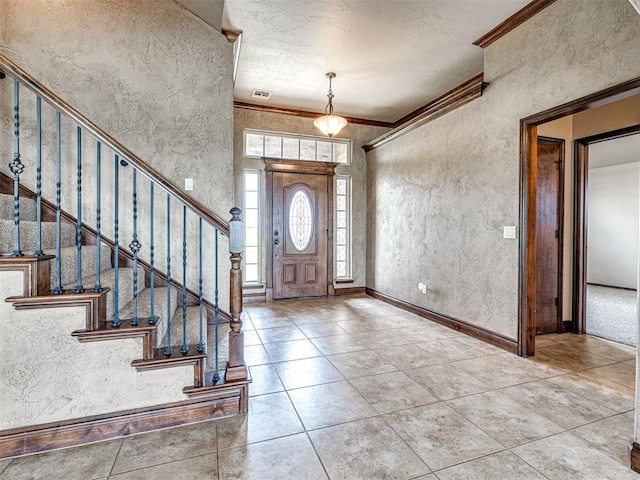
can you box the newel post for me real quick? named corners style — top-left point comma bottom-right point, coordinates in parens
top-left (226, 207), bottom-right (248, 382)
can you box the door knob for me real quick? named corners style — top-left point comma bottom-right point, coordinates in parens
top-left (274, 238), bottom-right (279, 245)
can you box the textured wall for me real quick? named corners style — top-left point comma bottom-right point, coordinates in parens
top-left (0, 0), bottom-right (234, 309)
top-left (366, 0), bottom-right (640, 340)
top-left (233, 108), bottom-right (389, 290)
top-left (0, 270), bottom-right (192, 430)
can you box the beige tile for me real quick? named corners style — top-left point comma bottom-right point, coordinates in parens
top-left (453, 355), bottom-right (542, 388)
top-left (350, 371), bottom-right (439, 414)
top-left (244, 344), bottom-right (270, 366)
top-left (112, 421), bottom-right (216, 474)
top-left (572, 413), bottom-right (633, 465)
top-left (309, 416), bottom-right (430, 479)
top-left (327, 349), bottom-right (398, 379)
top-left (436, 450), bottom-right (547, 480)
top-left (512, 431), bottom-right (639, 479)
top-left (243, 329), bottom-right (262, 346)
top-left (453, 336), bottom-right (507, 354)
top-left (398, 325), bottom-right (457, 343)
top-left (578, 337), bottom-right (636, 362)
top-left (274, 356), bottom-right (344, 390)
top-left (298, 322), bottom-right (348, 338)
top-left (588, 362), bottom-right (636, 388)
top-left (351, 329), bottom-right (413, 349)
top-left (109, 453), bottom-right (217, 479)
top-left (337, 317), bottom-right (390, 333)
top-left (501, 379), bottom-right (618, 429)
top-left (405, 363), bottom-right (493, 400)
top-left (257, 325), bottom-right (306, 344)
top-left (447, 391), bottom-right (564, 448)
top-left (249, 315), bottom-right (295, 329)
top-left (216, 392), bottom-right (303, 449)
top-left (418, 338), bottom-right (487, 362)
top-left (374, 344), bottom-right (441, 369)
top-left (538, 343), bottom-right (618, 370)
top-left (290, 313), bottom-right (333, 325)
top-left (310, 334), bottom-right (368, 355)
top-left (0, 439), bottom-right (121, 480)
top-left (384, 403), bottom-right (503, 471)
top-left (247, 364), bottom-right (284, 396)
top-left (218, 433), bottom-right (327, 480)
top-left (263, 338), bottom-right (322, 362)
top-left (0, 460), bottom-right (10, 475)
top-left (288, 381), bottom-right (377, 430)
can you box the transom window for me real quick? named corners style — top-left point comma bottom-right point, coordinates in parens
top-left (244, 129), bottom-right (351, 164)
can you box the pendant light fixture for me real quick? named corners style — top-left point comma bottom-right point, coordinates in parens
top-left (314, 72), bottom-right (347, 138)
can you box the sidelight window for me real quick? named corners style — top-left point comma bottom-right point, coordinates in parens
top-left (335, 175), bottom-right (352, 279)
top-left (243, 170), bottom-right (261, 283)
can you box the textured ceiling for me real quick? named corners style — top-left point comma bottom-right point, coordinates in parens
top-left (590, 133), bottom-right (640, 169)
top-left (220, 0), bottom-right (532, 121)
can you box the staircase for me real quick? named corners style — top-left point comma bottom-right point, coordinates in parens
top-left (0, 53), bottom-right (249, 459)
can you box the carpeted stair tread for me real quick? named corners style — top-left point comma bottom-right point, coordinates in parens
top-left (118, 285), bottom-right (178, 347)
top-left (0, 218), bottom-right (75, 254)
top-left (47, 245), bottom-right (113, 288)
top-left (0, 194), bottom-right (37, 221)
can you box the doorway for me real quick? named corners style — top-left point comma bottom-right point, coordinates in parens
top-left (265, 159), bottom-right (336, 300)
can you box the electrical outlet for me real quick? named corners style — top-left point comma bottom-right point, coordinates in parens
top-left (185, 178), bottom-right (194, 191)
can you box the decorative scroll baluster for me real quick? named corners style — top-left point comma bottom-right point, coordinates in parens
top-left (148, 182), bottom-right (158, 325)
top-left (33, 96), bottom-right (43, 256)
top-left (9, 79), bottom-right (24, 258)
top-left (111, 155), bottom-right (121, 328)
top-left (73, 127), bottom-right (84, 294)
top-left (181, 205), bottom-right (188, 355)
top-left (51, 111), bottom-right (63, 295)
top-left (164, 194), bottom-right (173, 356)
top-left (197, 218), bottom-right (204, 353)
top-left (129, 169), bottom-right (141, 326)
top-left (213, 229), bottom-right (220, 383)
top-left (93, 142), bottom-right (103, 293)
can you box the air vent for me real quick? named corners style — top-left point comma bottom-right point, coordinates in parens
top-left (251, 89), bottom-right (272, 100)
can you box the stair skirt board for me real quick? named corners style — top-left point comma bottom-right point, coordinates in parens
top-left (0, 379), bottom-right (249, 460)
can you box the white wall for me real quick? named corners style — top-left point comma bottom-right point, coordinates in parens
top-left (587, 162), bottom-right (640, 289)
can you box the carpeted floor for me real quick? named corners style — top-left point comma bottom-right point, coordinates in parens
top-left (586, 284), bottom-right (637, 347)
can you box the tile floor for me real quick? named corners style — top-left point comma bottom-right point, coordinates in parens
top-left (1, 295), bottom-right (638, 479)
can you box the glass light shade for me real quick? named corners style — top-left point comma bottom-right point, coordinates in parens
top-left (314, 114), bottom-right (347, 137)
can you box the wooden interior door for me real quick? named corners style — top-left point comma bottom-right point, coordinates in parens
top-left (272, 171), bottom-right (329, 299)
top-left (535, 136), bottom-right (564, 334)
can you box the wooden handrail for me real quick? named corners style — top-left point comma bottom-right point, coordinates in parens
top-left (0, 52), bottom-right (229, 236)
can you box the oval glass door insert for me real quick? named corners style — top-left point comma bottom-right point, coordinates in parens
top-left (288, 189), bottom-right (314, 251)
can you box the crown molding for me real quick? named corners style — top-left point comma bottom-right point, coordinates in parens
top-left (473, 0), bottom-right (558, 48)
top-left (363, 73), bottom-right (487, 152)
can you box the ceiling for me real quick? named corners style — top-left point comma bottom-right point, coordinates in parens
top-left (590, 133), bottom-right (640, 169)
top-left (179, 0), bottom-right (533, 122)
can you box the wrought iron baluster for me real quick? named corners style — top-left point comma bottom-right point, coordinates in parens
top-left (93, 142), bottom-right (103, 293)
top-left (51, 111), bottom-right (63, 294)
top-left (164, 194), bottom-right (173, 356)
top-left (73, 127), bottom-right (84, 293)
top-left (111, 155), bottom-right (121, 327)
top-left (9, 79), bottom-right (24, 258)
top-left (181, 205), bottom-right (188, 355)
top-left (148, 182), bottom-right (158, 325)
top-left (197, 218), bottom-right (204, 353)
top-left (213, 229), bottom-right (220, 383)
top-left (34, 96), bottom-right (43, 256)
top-left (129, 169), bottom-right (141, 326)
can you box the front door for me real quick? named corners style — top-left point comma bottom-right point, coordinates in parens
top-left (271, 170), bottom-right (329, 299)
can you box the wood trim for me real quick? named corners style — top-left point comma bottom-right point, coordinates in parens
top-left (363, 73), bottom-right (487, 152)
top-left (0, 255), bottom-right (54, 296)
top-left (264, 158), bottom-right (339, 175)
top-left (333, 286), bottom-right (365, 296)
top-left (0, 53), bottom-right (229, 236)
top-left (519, 77), bottom-right (640, 357)
top-left (473, 0), bottom-right (559, 48)
top-left (233, 101), bottom-right (394, 129)
top-left (222, 28), bottom-right (242, 43)
top-left (72, 323), bottom-right (157, 360)
top-left (0, 387), bottom-right (248, 459)
top-left (243, 292), bottom-right (266, 303)
top-left (630, 441), bottom-right (640, 473)
top-left (365, 288), bottom-right (517, 353)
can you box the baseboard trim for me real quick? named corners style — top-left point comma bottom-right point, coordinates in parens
top-left (365, 288), bottom-right (517, 354)
top-left (0, 385), bottom-right (247, 459)
top-left (334, 286), bottom-right (366, 296)
top-left (243, 292), bottom-right (266, 303)
top-left (630, 441), bottom-right (640, 473)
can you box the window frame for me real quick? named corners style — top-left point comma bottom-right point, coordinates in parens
top-left (242, 169), bottom-right (262, 285)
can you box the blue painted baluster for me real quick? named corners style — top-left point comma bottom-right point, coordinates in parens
top-left (73, 127), bottom-right (84, 294)
top-left (213, 229), bottom-right (220, 384)
top-left (9, 80), bottom-right (24, 257)
top-left (111, 155), bottom-right (121, 327)
top-left (93, 142), bottom-right (103, 293)
top-left (197, 218), bottom-right (204, 353)
top-left (181, 205), bottom-right (188, 355)
top-left (148, 182), bottom-right (158, 325)
top-left (33, 96), bottom-right (43, 256)
top-left (51, 112), bottom-right (63, 294)
top-left (164, 194), bottom-right (173, 356)
top-left (129, 169), bottom-right (141, 326)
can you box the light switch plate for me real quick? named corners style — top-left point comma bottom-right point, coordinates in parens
top-left (185, 178), bottom-right (194, 191)
top-left (503, 226), bottom-right (517, 239)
